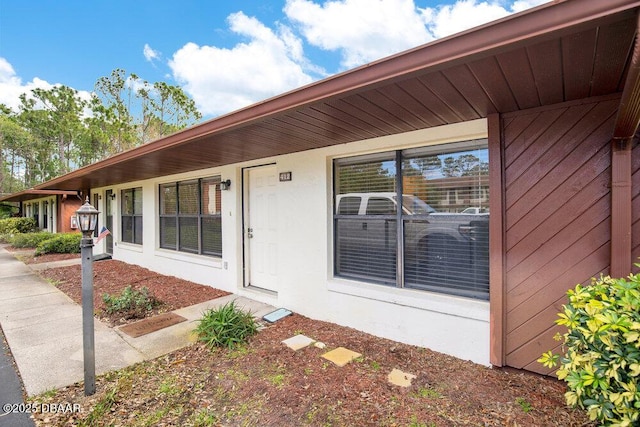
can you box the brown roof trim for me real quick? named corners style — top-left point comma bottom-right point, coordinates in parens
top-left (36, 0), bottom-right (640, 191)
top-left (0, 189), bottom-right (79, 203)
top-left (614, 11), bottom-right (640, 140)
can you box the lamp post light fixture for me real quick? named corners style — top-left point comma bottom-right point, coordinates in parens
top-left (76, 197), bottom-right (99, 396)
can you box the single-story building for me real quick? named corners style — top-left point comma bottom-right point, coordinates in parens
top-left (3, 0), bottom-right (640, 375)
top-left (0, 190), bottom-right (82, 233)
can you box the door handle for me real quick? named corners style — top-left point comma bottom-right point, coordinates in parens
top-left (248, 228), bottom-right (254, 238)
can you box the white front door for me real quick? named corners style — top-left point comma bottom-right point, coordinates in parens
top-left (244, 165), bottom-right (279, 292)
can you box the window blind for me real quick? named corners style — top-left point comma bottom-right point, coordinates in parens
top-left (334, 140), bottom-right (490, 299)
top-left (159, 177), bottom-right (222, 257)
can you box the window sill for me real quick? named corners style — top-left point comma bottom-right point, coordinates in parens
top-left (154, 248), bottom-right (223, 269)
top-left (116, 242), bottom-right (143, 253)
top-left (327, 278), bottom-right (489, 322)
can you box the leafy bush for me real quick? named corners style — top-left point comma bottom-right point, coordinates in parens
top-left (34, 233), bottom-right (81, 256)
top-left (196, 301), bottom-right (258, 350)
top-left (0, 204), bottom-right (15, 219)
top-left (538, 275), bottom-right (640, 426)
top-left (0, 217), bottom-right (37, 234)
top-left (10, 232), bottom-right (55, 248)
top-left (102, 286), bottom-right (160, 319)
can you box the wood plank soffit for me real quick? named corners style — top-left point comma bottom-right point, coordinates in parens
top-left (614, 12), bottom-right (640, 143)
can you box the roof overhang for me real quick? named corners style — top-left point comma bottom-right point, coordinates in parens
top-left (31, 0), bottom-right (640, 191)
top-left (0, 190), bottom-right (79, 203)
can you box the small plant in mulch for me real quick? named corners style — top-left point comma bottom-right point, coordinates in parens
top-left (196, 301), bottom-right (258, 350)
top-left (102, 285), bottom-right (161, 320)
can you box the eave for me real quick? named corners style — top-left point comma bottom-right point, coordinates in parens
top-left (29, 0), bottom-right (640, 192)
top-left (0, 190), bottom-right (79, 204)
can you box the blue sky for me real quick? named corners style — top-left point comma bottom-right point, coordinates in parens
top-left (0, 0), bottom-right (547, 119)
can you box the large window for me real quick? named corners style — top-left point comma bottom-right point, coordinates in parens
top-left (121, 187), bottom-right (143, 244)
top-left (159, 177), bottom-right (222, 257)
top-left (334, 140), bottom-right (489, 300)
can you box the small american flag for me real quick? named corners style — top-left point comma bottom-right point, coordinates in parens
top-left (95, 226), bottom-right (111, 244)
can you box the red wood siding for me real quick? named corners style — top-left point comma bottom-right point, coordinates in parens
top-left (58, 196), bottom-right (83, 234)
top-left (489, 113), bottom-right (505, 366)
top-left (502, 97), bottom-right (618, 374)
top-left (631, 140), bottom-right (640, 270)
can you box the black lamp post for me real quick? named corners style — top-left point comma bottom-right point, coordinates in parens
top-left (76, 197), bottom-right (99, 396)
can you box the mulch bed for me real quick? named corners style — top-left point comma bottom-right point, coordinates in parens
top-left (7, 248), bottom-right (80, 264)
top-left (2, 247), bottom-right (591, 425)
top-left (38, 260), bottom-right (229, 326)
top-left (28, 314), bottom-right (592, 426)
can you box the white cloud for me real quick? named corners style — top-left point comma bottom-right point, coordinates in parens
top-left (143, 43), bottom-right (161, 62)
top-left (169, 12), bottom-right (319, 117)
top-left (0, 57), bottom-right (93, 114)
top-left (284, 0), bottom-right (550, 68)
top-left (0, 58), bottom-right (16, 83)
top-left (162, 0), bottom-right (551, 117)
top-left (0, 58), bottom-right (54, 112)
top-left (285, 0), bottom-right (433, 69)
top-left (423, 0), bottom-right (549, 39)
top-left (511, 0), bottom-right (549, 13)
top-left (423, 0), bottom-right (512, 39)
top-left (126, 74), bottom-right (148, 93)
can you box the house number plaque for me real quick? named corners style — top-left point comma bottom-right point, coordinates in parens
top-left (279, 172), bottom-right (292, 182)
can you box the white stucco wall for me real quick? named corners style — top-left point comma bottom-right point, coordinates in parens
top-left (93, 119), bottom-right (491, 365)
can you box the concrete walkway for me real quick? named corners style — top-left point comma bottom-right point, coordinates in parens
top-left (0, 245), bottom-right (275, 400)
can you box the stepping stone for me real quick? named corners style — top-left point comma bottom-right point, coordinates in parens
top-left (388, 368), bottom-right (416, 387)
top-left (322, 347), bottom-right (362, 367)
top-left (262, 308), bottom-right (292, 323)
top-left (119, 312), bottom-right (187, 338)
top-left (282, 334), bottom-right (315, 351)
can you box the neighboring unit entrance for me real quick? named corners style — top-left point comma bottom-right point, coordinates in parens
top-left (243, 165), bottom-right (279, 292)
top-left (105, 189), bottom-right (114, 255)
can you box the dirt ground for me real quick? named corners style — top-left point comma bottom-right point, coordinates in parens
top-left (20, 251), bottom-right (592, 426)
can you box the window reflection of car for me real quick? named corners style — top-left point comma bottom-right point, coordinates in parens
top-left (334, 192), bottom-right (488, 243)
top-left (334, 193), bottom-right (489, 289)
top-left (335, 193), bottom-right (435, 215)
top-left (461, 207), bottom-right (489, 214)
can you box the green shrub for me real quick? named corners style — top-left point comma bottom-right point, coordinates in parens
top-left (196, 301), bottom-right (258, 350)
top-left (538, 275), bottom-right (640, 426)
top-left (10, 232), bottom-right (55, 248)
top-left (0, 204), bottom-right (15, 219)
top-left (34, 233), bottom-right (81, 256)
top-left (102, 286), bottom-right (160, 319)
top-left (0, 217), bottom-right (37, 234)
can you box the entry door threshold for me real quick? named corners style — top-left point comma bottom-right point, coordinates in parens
top-left (246, 285), bottom-right (278, 297)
